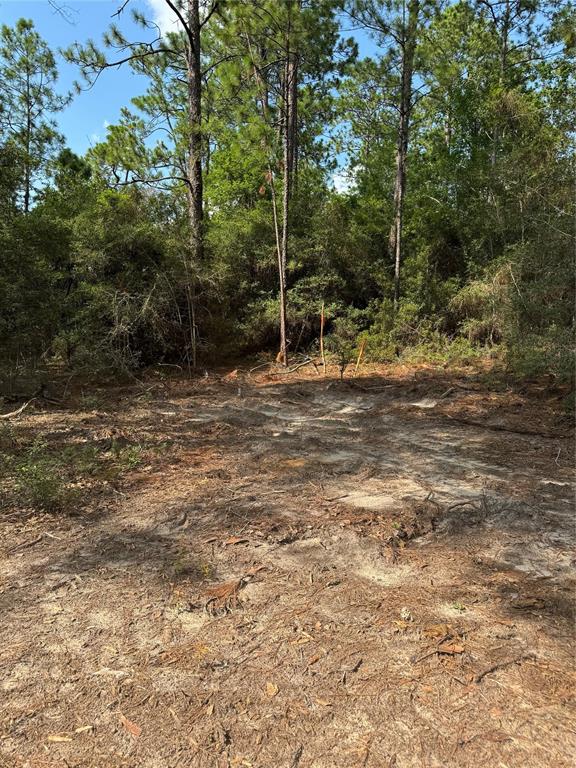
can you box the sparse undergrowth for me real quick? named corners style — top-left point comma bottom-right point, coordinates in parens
top-left (0, 367), bottom-right (573, 768)
top-left (0, 425), bottom-right (146, 512)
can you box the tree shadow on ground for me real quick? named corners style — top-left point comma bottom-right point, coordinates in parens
top-left (4, 366), bottom-right (573, 636)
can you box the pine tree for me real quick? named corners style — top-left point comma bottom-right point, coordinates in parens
top-left (0, 19), bottom-right (69, 212)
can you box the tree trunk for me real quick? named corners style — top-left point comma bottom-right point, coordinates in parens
top-left (491, 0), bottom-right (510, 167)
top-left (244, 31), bottom-right (288, 365)
top-left (278, 1), bottom-right (300, 366)
top-left (285, 46), bottom-right (299, 192)
top-left (185, 0), bottom-right (203, 368)
top-left (24, 68), bottom-right (32, 214)
top-left (389, 0), bottom-right (420, 312)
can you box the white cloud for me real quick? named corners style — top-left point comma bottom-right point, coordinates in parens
top-left (332, 170), bottom-right (355, 194)
top-left (146, 0), bottom-right (180, 35)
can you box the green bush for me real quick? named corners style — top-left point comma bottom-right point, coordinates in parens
top-left (14, 439), bottom-right (71, 510)
top-left (16, 457), bottom-right (70, 511)
top-left (506, 325), bottom-right (575, 381)
top-left (326, 315), bottom-right (361, 377)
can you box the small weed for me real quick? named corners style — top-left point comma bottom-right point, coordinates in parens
top-left (197, 560), bottom-right (215, 580)
top-left (16, 456), bottom-right (70, 511)
top-left (12, 437), bottom-right (100, 511)
top-left (0, 422), bottom-right (17, 452)
top-left (79, 392), bottom-right (104, 410)
top-left (172, 553), bottom-right (214, 580)
top-left (114, 445), bottom-right (143, 471)
top-left (450, 602), bottom-right (467, 612)
top-left (61, 444), bottom-right (101, 475)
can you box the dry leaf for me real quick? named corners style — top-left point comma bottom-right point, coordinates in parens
top-left (393, 620), bottom-right (411, 631)
top-left (315, 698), bottom-right (332, 707)
top-left (206, 703), bottom-right (214, 716)
top-left (120, 714), bottom-right (142, 738)
top-left (74, 725), bottom-right (94, 734)
top-left (224, 536), bottom-right (249, 546)
top-left (48, 734), bottom-right (73, 743)
top-left (265, 682), bottom-right (279, 697)
top-left (308, 653), bottom-right (322, 666)
top-left (424, 623), bottom-right (451, 639)
top-left (245, 565), bottom-right (266, 577)
top-left (440, 642), bottom-right (465, 654)
top-left (205, 579), bottom-right (241, 599)
top-left (291, 636), bottom-right (311, 645)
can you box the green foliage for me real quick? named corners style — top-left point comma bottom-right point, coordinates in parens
top-left (326, 314), bottom-right (361, 378)
top-left (112, 444), bottom-right (143, 471)
top-left (0, 4), bottom-right (573, 384)
top-left (0, 18), bottom-right (69, 210)
top-left (12, 438), bottom-right (73, 511)
top-left (1, 430), bottom-right (146, 512)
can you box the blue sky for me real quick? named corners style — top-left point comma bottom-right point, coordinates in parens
top-left (0, 0), bottom-right (160, 153)
top-left (0, 0), bottom-right (374, 187)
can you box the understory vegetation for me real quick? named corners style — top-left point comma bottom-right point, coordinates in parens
top-left (0, 1), bottom-right (574, 388)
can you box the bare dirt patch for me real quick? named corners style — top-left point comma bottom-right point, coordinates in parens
top-left (1, 364), bottom-right (574, 767)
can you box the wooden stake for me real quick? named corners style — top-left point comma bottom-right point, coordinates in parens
top-left (320, 301), bottom-right (326, 375)
top-left (354, 338), bottom-right (366, 375)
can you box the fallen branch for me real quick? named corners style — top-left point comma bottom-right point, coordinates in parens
top-left (474, 653), bottom-right (535, 683)
top-left (9, 534), bottom-right (43, 553)
top-left (0, 398), bottom-right (35, 420)
top-left (249, 361), bottom-right (272, 375)
top-left (443, 413), bottom-right (568, 439)
top-left (268, 358), bottom-right (316, 375)
top-left (290, 745), bottom-right (303, 768)
top-left (286, 359), bottom-right (316, 374)
top-left (349, 383), bottom-right (396, 392)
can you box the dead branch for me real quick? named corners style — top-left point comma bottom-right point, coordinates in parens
top-left (9, 534), bottom-right (44, 553)
top-left (286, 359), bottom-right (316, 374)
top-left (0, 398), bottom-right (35, 420)
top-left (249, 361), bottom-right (273, 375)
top-left (349, 383), bottom-right (396, 391)
top-left (268, 358), bottom-right (316, 375)
top-left (474, 653), bottom-right (536, 683)
top-left (443, 413), bottom-right (568, 439)
top-left (290, 745), bottom-right (303, 768)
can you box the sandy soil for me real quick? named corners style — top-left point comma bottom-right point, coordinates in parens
top-left (1, 363), bottom-right (574, 768)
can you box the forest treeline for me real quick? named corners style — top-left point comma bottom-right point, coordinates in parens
top-left (0, 0), bottom-right (574, 384)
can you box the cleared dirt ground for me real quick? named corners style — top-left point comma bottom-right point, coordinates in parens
top-left (1, 363), bottom-right (574, 768)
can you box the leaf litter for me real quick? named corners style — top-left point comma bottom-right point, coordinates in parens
top-left (0, 364), bottom-right (574, 767)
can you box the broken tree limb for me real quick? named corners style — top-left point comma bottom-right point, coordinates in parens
top-left (269, 358), bottom-right (315, 375)
top-left (249, 361), bottom-right (273, 376)
top-left (474, 653), bottom-right (536, 683)
top-left (443, 412), bottom-right (569, 439)
top-left (0, 398), bottom-right (35, 420)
